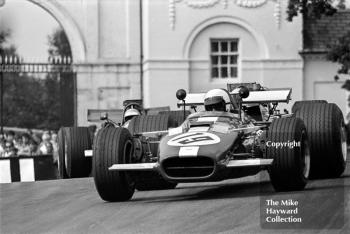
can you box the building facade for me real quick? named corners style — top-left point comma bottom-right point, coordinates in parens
top-left (24, 0), bottom-right (348, 126)
top-left (302, 11), bottom-right (350, 119)
top-left (142, 0), bottom-right (303, 114)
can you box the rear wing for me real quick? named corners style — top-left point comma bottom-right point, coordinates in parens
top-left (235, 88), bottom-right (292, 104)
top-left (145, 106), bottom-right (170, 115)
top-left (123, 99), bottom-right (142, 107)
top-left (87, 106), bottom-right (171, 122)
top-left (177, 89), bottom-right (292, 107)
top-left (87, 109), bottom-right (124, 122)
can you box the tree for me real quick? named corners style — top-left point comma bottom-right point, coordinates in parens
top-left (0, 30), bottom-right (9, 46)
top-left (0, 29), bottom-right (17, 57)
top-left (48, 28), bottom-right (71, 57)
top-left (287, 0), bottom-right (337, 21)
top-left (0, 27), bottom-right (72, 130)
top-left (47, 28), bottom-right (74, 128)
top-left (337, 0), bottom-right (346, 9)
top-left (327, 31), bottom-right (350, 75)
top-left (1, 29), bottom-right (44, 129)
top-left (287, 1), bottom-right (350, 91)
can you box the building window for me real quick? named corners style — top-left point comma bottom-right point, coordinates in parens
top-left (210, 39), bottom-right (239, 79)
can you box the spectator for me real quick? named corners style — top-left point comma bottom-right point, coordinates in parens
top-left (26, 129), bottom-right (33, 136)
top-left (17, 133), bottom-right (32, 156)
top-left (51, 132), bottom-right (59, 164)
top-left (37, 131), bottom-right (53, 155)
top-left (29, 139), bottom-right (38, 155)
top-left (32, 133), bottom-right (42, 145)
top-left (4, 141), bottom-right (17, 157)
top-left (5, 130), bottom-right (15, 143)
top-left (13, 134), bottom-right (22, 150)
top-left (0, 138), bottom-right (5, 157)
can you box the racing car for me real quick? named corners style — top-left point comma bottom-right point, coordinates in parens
top-left (57, 99), bottom-right (187, 181)
top-left (92, 83), bottom-right (347, 202)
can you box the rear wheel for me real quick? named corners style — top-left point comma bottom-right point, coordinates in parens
top-left (159, 110), bottom-right (191, 126)
top-left (93, 127), bottom-right (135, 202)
top-left (295, 103), bottom-right (347, 178)
top-left (266, 118), bottom-right (310, 191)
top-left (58, 127), bottom-right (92, 178)
top-left (127, 114), bottom-right (177, 134)
top-left (128, 115), bottom-right (177, 190)
top-left (58, 128), bottom-right (68, 179)
top-left (291, 100), bottom-right (327, 113)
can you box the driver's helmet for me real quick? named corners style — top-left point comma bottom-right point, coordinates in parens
top-left (204, 89), bottom-right (230, 111)
top-left (124, 108), bottom-right (141, 122)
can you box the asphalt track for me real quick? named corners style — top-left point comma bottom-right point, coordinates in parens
top-left (1, 162), bottom-right (350, 234)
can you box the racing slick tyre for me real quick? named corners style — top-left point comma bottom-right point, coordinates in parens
top-left (160, 110), bottom-right (191, 126)
top-left (266, 117), bottom-right (310, 191)
top-left (58, 127), bottom-right (92, 178)
top-left (93, 127), bottom-right (135, 202)
top-left (291, 100), bottom-right (327, 113)
top-left (58, 128), bottom-right (69, 179)
top-left (294, 103), bottom-right (347, 179)
top-left (127, 114), bottom-right (177, 134)
top-left (127, 115), bottom-right (178, 190)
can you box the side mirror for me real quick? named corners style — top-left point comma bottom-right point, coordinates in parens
top-left (239, 86), bottom-right (250, 99)
top-left (100, 112), bottom-right (108, 121)
top-left (176, 89), bottom-right (187, 101)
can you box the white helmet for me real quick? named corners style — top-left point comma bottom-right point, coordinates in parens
top-left (204, 89), bottom-right (231, 111)
top-left (124, 108), bottom-right (141, 121)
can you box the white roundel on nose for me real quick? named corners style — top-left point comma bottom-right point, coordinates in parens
top-left (167, 132), bottom-right (220, 146)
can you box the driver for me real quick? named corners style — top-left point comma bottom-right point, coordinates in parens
top-left (180, 88), bottom-right (248, 132)
top-left (122, 108), bottom-right (141, 128)
top-left (124, 108), bottom-right (141, 123)
top-left (203, 88), bottom-right (253, 124)
top-left (204, 89), bottom-right (231, 112)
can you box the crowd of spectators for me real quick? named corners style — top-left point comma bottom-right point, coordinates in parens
top-left (0, 130), bottom-right (59, 163)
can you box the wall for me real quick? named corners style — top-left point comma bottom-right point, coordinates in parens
top-left (142, 0), bottom-right (304, 111)
top-left (303, 54), bottom-right (348, 116)
top-left (28, 0), bottom-right (142, 126)
top-left (29, 0), bottom-right (308, 126)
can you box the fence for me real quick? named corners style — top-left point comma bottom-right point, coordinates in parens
top-left (0, 155), bottom-right (58, 183)
top-left (0, 55), bottom-right (76, 132)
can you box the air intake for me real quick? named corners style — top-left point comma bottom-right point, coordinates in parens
top-left (163, 156), bottom-right (214, 178)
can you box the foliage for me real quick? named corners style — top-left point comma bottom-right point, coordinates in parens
top-left (1, 27), bottom-right (71, 130)
top-left (337, 0), bottom-right (346, 9)
top-left (47, 28), bottom-right (74, 128)
top-left (3, 74), bottom-right (58, 129)
top-left (287, 1), bottom-right (350, 91)
top-left (0, 30), bottom-right (16, 56)
top-left (48, 28), bottom-right (71, 57)
top-left (327, 31), bottom-right (350, 90)
top-left (327, 31), bottom-right (350, 75)
top-left (0, 30), bottom-right (10, 46)
top-left (287, 0), bottom-right (337, 21)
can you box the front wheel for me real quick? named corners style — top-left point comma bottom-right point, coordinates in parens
top-left (93, 127), bottom-right (135, 202)
top-left (266, 118), bottom-right (310, 191)
top-left (128, 115), bottom-right (178, 191)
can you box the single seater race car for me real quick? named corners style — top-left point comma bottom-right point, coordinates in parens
top-left (57, 99), bottom-right (187, 180)
top-left (92, 83), bottom-right (347, 202)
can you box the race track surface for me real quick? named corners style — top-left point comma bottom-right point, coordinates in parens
top-left (1, 162), bottom-right (349, 234)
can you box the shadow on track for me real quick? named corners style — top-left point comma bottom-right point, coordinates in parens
top-left (132, 180), bottom-right (276, 203)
